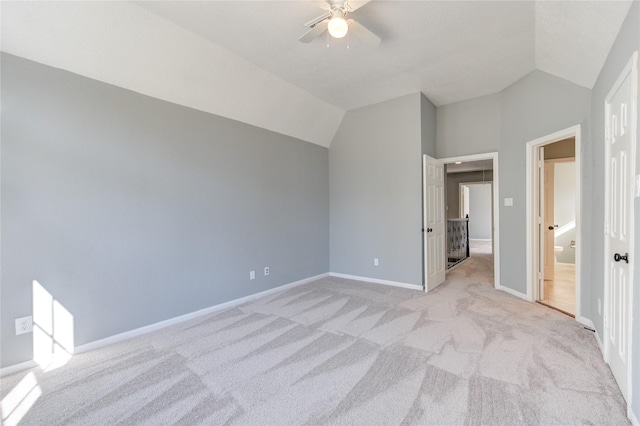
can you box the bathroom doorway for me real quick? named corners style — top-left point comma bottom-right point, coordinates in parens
top-left (538, 138), bottom-right (577, 316)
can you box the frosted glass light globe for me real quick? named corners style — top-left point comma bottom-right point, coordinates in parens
top-left (328, 17), bottom-right (348, 38)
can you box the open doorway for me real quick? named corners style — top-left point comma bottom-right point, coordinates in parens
top-left (459, 181), bottom-right (493, 256)
top-left (440, 154), bottom-right (500, 290)
top-left (526, 125), bottom-right (583, 322)
top-left (538, 140), bottom-right (577, 316)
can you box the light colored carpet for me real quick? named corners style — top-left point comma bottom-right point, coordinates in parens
top-left (1, 251), bottom-right (628, 425)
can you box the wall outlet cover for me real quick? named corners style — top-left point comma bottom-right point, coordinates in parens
top-left (15, 316), bottom-right (33, 335)
top-left (250, 270), bottom-right (256, 280)
top-left (264, 267), bottom-right (270, 276)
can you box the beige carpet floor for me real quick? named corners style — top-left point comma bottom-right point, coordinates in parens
top-left (1, 250), bottom-right (628, 425)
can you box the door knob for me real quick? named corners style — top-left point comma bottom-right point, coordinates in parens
top-left (548, 225), bottom-right (559, 230)
top-left (427, 228), bottom-right (433, 233)
top-left (614, 253), bottom-right (629, 263)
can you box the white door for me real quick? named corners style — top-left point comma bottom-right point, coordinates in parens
top-left (460, 185), bottom-right (470, 218)
top-left (604, 52), bottom-right (637, 403)
top-left (544, 162), bottom-right (555, 281)
top-left (423, 154), bottom-right (446, 291)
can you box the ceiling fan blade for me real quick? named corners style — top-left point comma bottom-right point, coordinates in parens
top-left (304, 12), bottom-right (331, 29)
top-left (348, 19), bottom-right (381, 46)
top-left (346, 0), bottom-right (371, 12)
top-left (299, 19), bottom-right (329, 43)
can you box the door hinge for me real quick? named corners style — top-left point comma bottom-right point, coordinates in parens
top-left (604, 221), bottom-right (610, 235)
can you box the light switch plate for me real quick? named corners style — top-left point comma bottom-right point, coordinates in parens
top-left (635, 175), bottom-right (640, 198)
top-left (504, 198), bottom-right (513, 207)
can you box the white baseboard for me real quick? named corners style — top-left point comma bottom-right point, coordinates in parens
top-left (594, 329), bottom-right (605, 357)
top-left (470, 238), bottom-right (492, 242)
top-left (329, 272), bottom-right (422, 291)
top-left (76, 272), bottom-right (328, 354)
top-left (495, 284), bottom-right (528, 300)
top-left (576, 316), bottom-right (595, 329)
top-left (1, 273), bottom-right (329, 376)
top-left (0, 360), bottom-right (38, 378)
top-left (630, 406), bottom-right (639, 426)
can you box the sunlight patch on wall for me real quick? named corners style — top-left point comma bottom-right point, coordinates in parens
top-left (32, 280), bottom-right (74, 372)
top-left (555, 220), bottom-right (575, 238)
top-left (0, 372), bottom-right (42, 426)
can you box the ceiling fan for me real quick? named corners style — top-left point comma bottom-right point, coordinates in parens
top-left (299, 0), bottom-right (381, 47)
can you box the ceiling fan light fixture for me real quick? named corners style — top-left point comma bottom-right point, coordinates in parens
top-left (328, 16), bottom-right (348, 38)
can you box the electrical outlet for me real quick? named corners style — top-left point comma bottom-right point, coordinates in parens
top-left (374, 258), bottom-right (379, 266)
top-left (15, 316), bottom-right (33, 335)
top-left (250, 270), bottom-right (256, 280)
top-left (264, 267), bottom-right (270, 276)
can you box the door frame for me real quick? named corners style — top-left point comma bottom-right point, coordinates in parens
top-left (603, 51), bottom-right (637, 409)
top-left (439, 152), bottom-right (500, 290)
top-left (525, 125), bottom-right (584, 323)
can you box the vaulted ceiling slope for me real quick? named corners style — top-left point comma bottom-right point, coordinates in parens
top-left (1, 1), bottom-right (632, 148)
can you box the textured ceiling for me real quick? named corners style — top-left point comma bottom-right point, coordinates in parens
top-left (2, 1), bottom-right (633, 147)
top-left (137, 0), bottom-right (632, 109)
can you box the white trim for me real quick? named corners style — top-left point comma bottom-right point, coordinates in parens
top-left (469, 238), bottom-right (492, 242)
top-left (439, 152), bottom-right (500, 291)
top-left (0, 273), bottom-right (329, 375)
top-left (0, 360), bottom-right (37, 378)
top-left (329, 272), bottom-right (423, 290)
top-left (495, 284), bottom-right (528, 300)
top-left (576, 316), bottom-right (595, 330)
top-left (75, 272), bottom-right (329, 354)
top-left (525, 125), bottom-right (583, 322)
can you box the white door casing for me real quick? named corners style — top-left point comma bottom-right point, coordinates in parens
top-left (604, 51), bottom-right (637, 404)
top-left (423, 154), bottom-right (446, 291)
top-left (537, 149), bottom-right (546, 300)
top-left (525, 126), bottom-right (582, 322)
top-left (544, 161), bottom-right (556, 281)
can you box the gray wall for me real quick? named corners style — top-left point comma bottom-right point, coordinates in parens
top-left (436, 70), bottom-right (591, 308)
top-left (421, 93), bottom-right (437, 157)
top-left (446, 171), bottom-right (494, 219)
top-left (436, 93), bottom-right (501, 158)
top-left (499, 70), bottom-right (591, 298)
top-left (589, 1), bottom-right (640, 417)
top-left (1, 54), bottom-right (330, 368)
top-left (329, 93), bottom-right (423, 285)
top-left (468, 183), bottom-right (492, 240)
